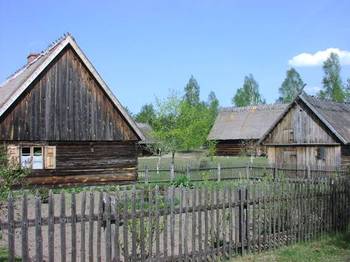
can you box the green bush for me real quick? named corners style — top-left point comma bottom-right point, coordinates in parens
top-left (0, 146), bottom-right (29, 200)
top-left (171, 175), bottom-right (193, 188)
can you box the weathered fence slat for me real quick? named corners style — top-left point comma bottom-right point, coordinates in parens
top-left (48, 190), bottom-right (55, 262)
top-left (8, 193), bottom-right (15, 262)
top-left (21, 193), bottom-right (29, 262)
top-left (35, 192), bottom-right (43, 262)
top-left (192, 186), bottom-right (197, 257)
top-left (179, 187), bottom-right (183, 257)
top-left (96, 192), bottom-right (103, 262)
top-left (148, 188), bottom-right (153, 259)
top-left (139, 189), bottom-right (146, 261)
top-left (113, 191), bottom-right (121, 262)
top-left (170, 186), bottom-right (175, 259)
top-left (204, 187), bottom-right (209, 260)
top-left (105, 194), bottom-right (112, 262)
top-left (80, 192), bottom-right (86, 262)
top-left (123, 191), bottom-right (129, 261)
top-left (155, 186), bottom-right (160, 259)
top-left (71, 193), bottom-right (77, 262)
top-left (184, 188), bottom-right (189, 261)
top-left (60, 191), bottom-right (66, 262)
top-left (163, 187), bottom-right (168, 258)
top-left (131, 187), bottom-right (137, 261)
top-left (88, 191), bottom-right (94, 262)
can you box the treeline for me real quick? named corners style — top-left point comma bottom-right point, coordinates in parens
top-left (133, 52), bottom-right (350, 159)
top-left (135, 76), bottom-right (218, 162)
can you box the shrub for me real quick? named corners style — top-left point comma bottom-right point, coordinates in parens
top-left (171, 175), bottom-right (193, 188)
top-left (0, 145), bottom-right (29, 200)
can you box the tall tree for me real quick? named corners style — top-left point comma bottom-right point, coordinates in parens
top-left (207, 91), bottom-right (219, 125)
top-left (184, 75), bottom-right (200, 106)
top-left (135, 103), bottom-right (156, 126)
top-left (278, 68), bottom-right (305, 103)
top-left (318, 53), bottom-right (345, 102)
top-left (232, 74), bottom-right (265, 107)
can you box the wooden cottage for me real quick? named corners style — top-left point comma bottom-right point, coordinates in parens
top-left (259, 93), bottom-right (350, 169)
top-left (0, 34), bottom-right (144, 186)
top-left (207, 104), bottom-right (287, 156)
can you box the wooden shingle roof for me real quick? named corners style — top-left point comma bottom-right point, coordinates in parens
top-left (0, 34), bottom-right (144, 140)
top-left (208, 104), bottom-right (287, 141)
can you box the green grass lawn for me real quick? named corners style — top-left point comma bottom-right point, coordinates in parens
top-left (232, 231), bottom-right (350, 262)
top-left (138, 151), bottom-right (268, 170)
top-left (138, 152), bottom-right (269, 182)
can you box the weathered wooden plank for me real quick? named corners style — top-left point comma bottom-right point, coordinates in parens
top-left (228, 186), bottom-right (233, 258)
top-left (192, 186), bottom-right (197, 257)
top-left (178, 187), bottom-right (183, 257)
top-left (97, 192), bottom-right (103, 262)
top-left (163, 187), bottom-right (168, 258)
top-left (216, 187), bottom-right (220, 257)
top-left (204, 187), bottom-right (209, 260)
top-left (155, 186), bottom-right (161, 260)
top-left (80, 192), bottom-right (86, 262)
top-left (184, 188), bottom-right (189, 261)
top-left (123, 191), bottom-right (129, 261)
top-left (60, 192), bottom-right (66, 262)
top-left (71, 193), bottom-right (77, 262)
top-left (21, 193), bottom-right (29, 262)
top-left (113, 192), bottom-right (120, 261)
top-left (48, 190), bottom-right (55, 262)
top-left (148, 188), bottom-right (153, 259)
top-left (88, 191), bottom-right (94, 262)
top-left (8, 193), bottom-right (15, 262)
top-left (105, 194), bottom-right (112, 262)
top-left (170, 186), bottom-right (175, 259)
top-left (35, 192), bottom-right (43, 262)
top-left (139, 189), bottom-right (146, 261)
top-left (131, 187), bottom-right (137, 261)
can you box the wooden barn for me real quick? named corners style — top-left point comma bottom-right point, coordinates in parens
top-left (208, 104), bottom-right (287, 156)
top-left (259, 92), bottom-right (350, 169)
top-left (0, 34), bottom-right (144, 186)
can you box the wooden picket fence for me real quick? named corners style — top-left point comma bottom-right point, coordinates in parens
top-left (1, 177), bottom-right (350, 261)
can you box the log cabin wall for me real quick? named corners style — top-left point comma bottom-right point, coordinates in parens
top-left (264, 100), bottom-right (342, 169)
top-left (0, 45), bottom-right (140, 186)
top-left (215, 140), bottom-right (264, 156)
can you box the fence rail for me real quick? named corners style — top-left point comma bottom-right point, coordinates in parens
top-left (138, 164), bottom-right (348, 184)
top-left (1, 176), bottom-right (350, 261)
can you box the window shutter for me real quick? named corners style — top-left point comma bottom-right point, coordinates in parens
top-left (44, 146), bottom-right (56, 169)
top-left (7, 145), bottom-right (19, 166)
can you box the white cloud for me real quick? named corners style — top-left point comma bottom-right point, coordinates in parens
top-left (288, 48), bottom-right (350, 67)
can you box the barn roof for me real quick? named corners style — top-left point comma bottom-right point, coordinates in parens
top-left (207, 103), bottom-right (287, 141)
top-left (0, 34), bottom-right (144, 140)
top-left (259, 93), bottom-right (350, 145)
top-left (136, 122), bottom-right (155, 144)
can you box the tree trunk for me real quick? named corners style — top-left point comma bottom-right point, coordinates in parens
top-left (171, 151), bottom-right (175, 166)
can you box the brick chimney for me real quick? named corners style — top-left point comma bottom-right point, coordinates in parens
top-left (27, 53), bottom-right (40, 64)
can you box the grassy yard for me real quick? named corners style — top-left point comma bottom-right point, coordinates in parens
top-left (138, 151), bottom-right (268, 170)
top-left (232, 231), bottom-right (350, 262)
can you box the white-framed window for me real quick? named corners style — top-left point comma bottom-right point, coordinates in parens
top-left (32, 147), bottom-right (43, 169)
top-left (18, 145), bottom-right (56, 169)
top-left (21, 147), bottom-right (32, 168)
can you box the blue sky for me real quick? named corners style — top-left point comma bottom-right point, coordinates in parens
top-left (1, 0), bottom-right (350, 113)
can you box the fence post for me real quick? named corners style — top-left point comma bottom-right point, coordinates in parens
top-left (156, 161), bottom-right (160, 175)
top-left (187, 163), bottom-right (191, 180)
top-left (217, 163), bottom-right (221, 182)
top-left (170, 164), bottom-right (175, 182)
top-left (145, 166), bottom-right (149, 185)
top-left (246, 163), bottom-right (250, 180)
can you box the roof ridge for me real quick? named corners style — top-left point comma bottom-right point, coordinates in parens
top-left (0, 33), bottom-right (71, 87)
top-left (220, 103), bottom-right (287, 112)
